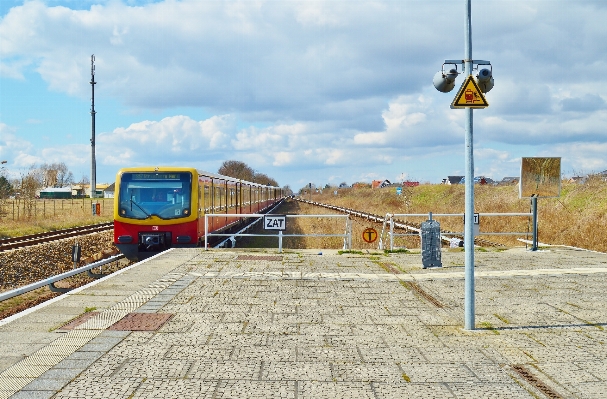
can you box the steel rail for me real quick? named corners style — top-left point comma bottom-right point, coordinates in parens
top-left (0, 222), bottom-right (114, 252)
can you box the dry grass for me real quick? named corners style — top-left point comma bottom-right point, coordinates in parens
top-left (0, 198), bottom-right (113, 238)
top-left (307, 180), bottom-right (607, 252)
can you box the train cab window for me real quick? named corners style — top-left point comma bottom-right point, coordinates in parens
top-left (118, 172), bottom-right (192, 220)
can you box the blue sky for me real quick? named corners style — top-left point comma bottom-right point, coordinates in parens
top-left (2, 0), bottom-right (607, 190)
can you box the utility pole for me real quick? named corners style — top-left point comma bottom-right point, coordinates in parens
top-left (433, 0), bottom-right (493, 330)
top-left (462, 0), bottom-right (475, 331)
top-left (90, 55), bottom-right (97, 199)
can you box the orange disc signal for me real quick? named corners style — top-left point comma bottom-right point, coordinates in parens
top-left (362, 228), bottom-right (378, 243)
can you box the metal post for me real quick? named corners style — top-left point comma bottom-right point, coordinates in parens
top-left (204, 214), bottom-right (208, 250)
top-left (278, 230), bottom-right (283, 253)
top-left (531, 196), bottom-right (538, 251)
top-left (390, 217), bottom-right (394, 251)
top-left (90, 55), bottom-right (97, 199)
top-left (463, 0), bottom-right (476, 331)
top-left (347, 216), bottom-right (352, 250)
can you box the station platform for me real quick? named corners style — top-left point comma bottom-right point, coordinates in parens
top-left (1, 246), bottom-right (606, 398)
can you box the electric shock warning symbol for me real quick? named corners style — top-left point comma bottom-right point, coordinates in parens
top-left (451, 75), bottom-right (489, 109)
top-left (362, 228), bottom-right (378, 243)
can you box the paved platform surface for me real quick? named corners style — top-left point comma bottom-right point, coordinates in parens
top-left (1, 246), bottom-right (607, 398)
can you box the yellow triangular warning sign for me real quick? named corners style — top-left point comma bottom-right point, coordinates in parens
top-left (451, 75), bottom-right (489, 109)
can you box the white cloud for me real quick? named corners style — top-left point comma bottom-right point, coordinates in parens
top-left (99, 114), bottom-right (233, 161)
top-left (549, 142), bottom-right (607, 174)
top-left (272, 151), bottom-right (294, 167)
top-left (2, 1), bottom-right (607, 188)
top-left (0, 124), bottom-right (33, 160)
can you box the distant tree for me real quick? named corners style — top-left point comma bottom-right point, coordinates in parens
top-left (282, 185), bottom-right (293, 196)
top-left (218, 160), bottom-right (255, 182)
top-left (41, 162), bottom-right (74, 187)
top-left (298, 183), bottom-right (315, 195)
top-left (21, 167), bottom-right (43, 199)
top-left (218, 160), bottom-right (280, 186)
top-left (78, 175), bottom-right (90, 185)
top-left (0, 176), bottom-right (13, 199)
top-left (252, 172), bottom-right (278, 187)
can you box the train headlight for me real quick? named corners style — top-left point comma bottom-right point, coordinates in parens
top-left (183, 209), bottom-right (190, 215)
top-left (120, 209), bottom-right (126, 215)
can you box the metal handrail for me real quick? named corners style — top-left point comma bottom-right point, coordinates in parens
top-left (380, 212), bottom-right (534, 250)
top-left (205, 213), bottom-right (352, 252)
top-left (0, 254), bottom-right (125, 302)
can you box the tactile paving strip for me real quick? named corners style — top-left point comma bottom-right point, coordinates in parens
top-left (58, 311), bottom-right (99, 330)
top-left (75, 310), bottom-right (131, 330)
top-left (108, 313), bottom-right (173, 331)
top-left (0, 271), bottom-right (186, 398)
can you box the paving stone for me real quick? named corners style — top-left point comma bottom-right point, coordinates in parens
top-left (52, 376), bottom-right (142, 399)
top-left (131, 378), bottom-right (215, 398)
top-left (2, 248), bottom-right (607, 398)
top-left (261, 361), bottom-right (332, 381)
top-left (374, 382), bottom-right (456, 398)
top-left (214, 380), bottom-right (294, 399)
top-left (187, 360), bottom-right (261, 380)
top-left (298, 381), bottom-right (375, 399)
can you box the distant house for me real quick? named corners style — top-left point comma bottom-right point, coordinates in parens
top-left (442, 176), bottom-right (464, 185)
top-left (39, 187), bottom-right (72, 199)
top-left (459, 176), bottom-right (494, 185)
top-left (590, 170), bottom-right (607, 182)
top-left (500, 177), bottom-right (519, 185)
top-left (104, 183), bottom-right (115, 199)
top-left (403, 181), bottom-right (420, 187)
top-left (72, 183), bottom-right (110, 198)
top-left (372, 180), bottom-right (391, 189)
top-left (338, 182), bottom-right (349, 188)
top-left (568, 176), bottom-right (586, 184)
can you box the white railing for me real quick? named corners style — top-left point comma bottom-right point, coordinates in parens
top-left (204, 214), bottom-right (352, 252)
top-left (379, 212), bottom-right (534, 250)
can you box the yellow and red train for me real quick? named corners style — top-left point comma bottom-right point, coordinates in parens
top-left (113, 166), bottom-right (283, 260)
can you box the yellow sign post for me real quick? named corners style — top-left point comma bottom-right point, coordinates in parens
top-left (451, 75), bottom-right (489, 109)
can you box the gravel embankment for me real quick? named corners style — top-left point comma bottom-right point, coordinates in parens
top-left (0, 231), bottom-right (121, 292)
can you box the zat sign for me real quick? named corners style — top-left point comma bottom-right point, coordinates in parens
top-left (264, 215), bottom-right (287, 231)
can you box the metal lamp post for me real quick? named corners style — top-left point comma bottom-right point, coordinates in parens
top-left (433, 0), bottom-right (493, 330)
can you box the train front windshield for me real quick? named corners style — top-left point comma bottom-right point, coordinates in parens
top-left (118, 172), bottom-right (192, 220)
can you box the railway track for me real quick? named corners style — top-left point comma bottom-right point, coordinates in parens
top-left (295, 197), bottom-right (506, 248)
top-left (0, 222), bottom-right (114, 252)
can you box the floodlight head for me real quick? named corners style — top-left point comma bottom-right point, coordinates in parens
top-left (476, 68), bottom-right (494, 93)
top-left (433, 68), bottom-right (458, 93)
